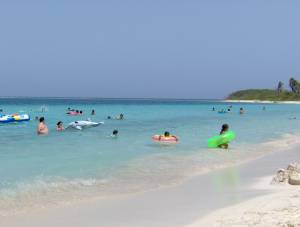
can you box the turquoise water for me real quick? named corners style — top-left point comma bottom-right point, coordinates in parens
top-left (1, 98), bottom-right (300, 214)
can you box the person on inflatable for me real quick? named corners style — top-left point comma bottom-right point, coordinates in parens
top-left (219, 124), bottom-right (229, 149)
top-left (37, 117), bottom-right (48, 135)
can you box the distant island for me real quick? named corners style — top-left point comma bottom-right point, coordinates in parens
top-left (227, 78), bottom-right (300, 101)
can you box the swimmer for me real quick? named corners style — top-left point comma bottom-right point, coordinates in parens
top-left (107, 116), bottom-right (112, 119)
top-left (56, 121), bottom-right (64, 131)
top-left (37, 117), bottom-right (48, 135)
top-left (263, 106), bottom-right (266, 111)
top-left (116, 113), bottom-right (124, 120)
top-left (80, 110), bottom-right (83, 115)
top-left (91, 109), bottom-right (96, 115)
top-left (212, 107), bottom-right (215, 111)
top-left (111, 129), bottom-right (119, 137)
top-left (35, 116), bottom-right (39, 121)
top-left (219, 124), bottom-right (229, 149)
top-left (239, 107), bottom-right (245, 114)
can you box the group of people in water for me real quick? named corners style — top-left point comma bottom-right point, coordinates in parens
top-left (212, 105), bottom-right (247, 114)
top-left (34, 106), bottom-right (234, 149)
top-left (36, 108), bottom-right (124, 137)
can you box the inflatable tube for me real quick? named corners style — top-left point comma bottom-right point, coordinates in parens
top-left (66, 120), bottom-right (104, 130)
top-left (207, 131), bottom-right (236, 148)
top-left (152, 135), bottom-right (178, 143)
top-left (67, 111), bottom-right (80, 116)
top-left (0, 114), bottom-right (30, 123)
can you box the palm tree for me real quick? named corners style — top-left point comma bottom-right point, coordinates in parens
top-left (277, 81), bottom-right (284, 96)
top-left (289, 78), bottom-right (298, 93)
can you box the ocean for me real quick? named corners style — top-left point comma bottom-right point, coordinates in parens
top-left (1, 98), bottom-right (300, 215)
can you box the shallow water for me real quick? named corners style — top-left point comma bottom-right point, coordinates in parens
top-left (1, 98), bottom-right (300, 214)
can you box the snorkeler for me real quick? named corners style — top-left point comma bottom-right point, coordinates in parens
top-left (219, 124), bottom-right (229, 149)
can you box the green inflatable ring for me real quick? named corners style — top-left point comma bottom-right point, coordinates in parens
top-left (207, 131), bottom-right (236, 148)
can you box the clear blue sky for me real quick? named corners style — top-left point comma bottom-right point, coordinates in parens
top-left (1, 0), bottom-right (300, 99)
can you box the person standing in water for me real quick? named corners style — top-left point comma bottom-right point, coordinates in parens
top-left (37, 117), bottom-right (48, 135)
top-left (219, 124), bottom-right (229, 149)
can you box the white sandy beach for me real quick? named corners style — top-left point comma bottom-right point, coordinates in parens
top-left (185, 178), bottom-right (300, 227)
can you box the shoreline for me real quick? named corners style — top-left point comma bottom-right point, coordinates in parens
top-left (1, 139), bottom-right (300, 226)
top-left (224, 99), bottom-right (300, 104)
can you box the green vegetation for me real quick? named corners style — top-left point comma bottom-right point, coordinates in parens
top-left (227, 78), bottom-right (300, 101)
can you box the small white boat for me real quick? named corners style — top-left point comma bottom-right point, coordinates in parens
top-left (66, 120), bottom-right (104, 130)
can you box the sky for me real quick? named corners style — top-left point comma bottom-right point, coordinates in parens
top-left (1, 0), bottom-right (300, 99)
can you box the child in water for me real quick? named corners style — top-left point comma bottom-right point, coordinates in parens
top-left (219, 124), bottom-right (229, 149)
top-left (56, 121), bottom-right (64, 131)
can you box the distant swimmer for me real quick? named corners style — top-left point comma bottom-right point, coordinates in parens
top-left (37, 117), bottom-right (48, 135)
top-left (219, 124), bottom-right (229, 149)
top-left (91, 109), bottom-right (96, 115)
top-left (239, 107), bottom-right (245, 114)
top-left (116, 113), bottom-right (124, 120)
top-left (107, 116), bottom-right (112, 119)
top-left (111, 129), bottom-right (119, 138)
top-left (289, 117), bottom-right (297, 120)
top-left (262, 106), bottom-right (266, 111)
top-left (56, 121), bottom-right (64, 131)
top-left (212, 107), bottom-right (215, 111)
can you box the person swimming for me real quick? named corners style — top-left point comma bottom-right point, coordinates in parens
top-left (116, 113), bottom-right (124, 120)
top-left (111, 129), bottom-right (119, 137)
top-left (239, 107), bottom-right (245, 114)
top-left (56, 121), bottom-right (64, 131)
top-left (37, 117), bottom-right (48, 135)
top-left (91, 109), bottom-right (96, 115)
top-left (107, 116), bottom-right (112, 119)
top-left (219, 124), bottom-right (229, 149)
